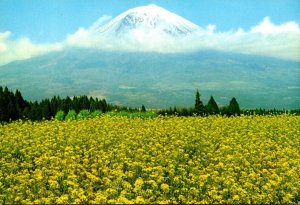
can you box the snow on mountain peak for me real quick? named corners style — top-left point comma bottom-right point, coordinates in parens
top-left (96, 4), bottom-right (200, 37)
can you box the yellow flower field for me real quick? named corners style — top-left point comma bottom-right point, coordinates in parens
top-left (0, 115), bottom-right (299, 204)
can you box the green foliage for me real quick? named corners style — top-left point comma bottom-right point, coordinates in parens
top-left (77, 109), bottom-right (90, 120)
top-left (0, 86), bottom-right (111, 122)
top-left (131, 112), bottom-right (158, 118)
top-left (40, 99), bottom-right (52, 120)
top-left (0, 86), bottom-right (29, 122)
top-left (206, 96), bottom-right (219, 114)
top-left (107, 111), bottom-right (158, 118)
top-left (54, 109), bottom-right (102, 121)
top-left (55, 110), bottom-right (65, 121)
top-left (91, 110), bottom-right (102, 118)
top-left (1, 85), bottom-right (300, 123)
top-left (228, 97), bottom-right (241, 116)
top-left (194, 89), bottom-right (205, 115)
top-left (65, 110), bottom-right (77, 121)
top-left (141, 105), bottom-right (146, 112)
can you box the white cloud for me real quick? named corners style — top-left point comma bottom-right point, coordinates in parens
top-left (0, 32), bottom-right (11, 52)
top-left (66, 15), bottom-right (112, 48)
top-left (0, 32), bottom-right (63, 65)
top-left (0, 16), bottom-right (299, 66)
top-left (66, 27), bottom-right (93, 47)
top-left (206, 24), bottom-right (216, 35)
top-left (65, 15), bottom-right (300, 61)
top-left (216, 17), bottom-right (300, 60)
top-left (251, 16), bottom-right (300, 34)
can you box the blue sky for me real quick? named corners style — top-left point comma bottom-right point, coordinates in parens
top-left (1, 0), bottom-right (299, 43)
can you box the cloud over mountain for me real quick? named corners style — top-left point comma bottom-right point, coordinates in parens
top-left (0, 32), bottom-right (63, 65)
top-left (0, 4), bottom-right (299, 65)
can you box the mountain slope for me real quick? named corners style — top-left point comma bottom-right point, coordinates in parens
top-left (0, 49), bottom-right (299, 109)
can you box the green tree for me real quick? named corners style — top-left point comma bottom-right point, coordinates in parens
top-left (40, 99), bottom-right (52, 120)
top-left (0, 86), bottom-right (6, 121)
top-left (206, 96), bottom-right (219, 115)
top-left (194, 89), bottom-right (205, 115)
top-left (77, 109), bottom-right (90, 120)
top-left (228, 97), bottom-right (241, 116)
top-left (100, 99), bottom-right (108, 112)
top-left (89, 97), bottom-right (97, 112)
top-left (141, 105), bottom-right (146, 112)
top-left (29, 101), bottom-right (42, 121)
top-left (78, 96), bottom-right (90, 110)
top-left (62, 97), bottom-right (72, 113)
top-left (65, 110), bottom-right (76, 121)
top-left (55, 110), bottom-right (65, 121)
top-left (7, 100), bottom-right (17, 121)
top-left (22, 106), bottom-right (31, 120)
top-left (91, 110), bottom-right (102, 118)
top-left (15, 89), bottom-right (27, 118)
top-left (50, 96), bottom-right (60, 116)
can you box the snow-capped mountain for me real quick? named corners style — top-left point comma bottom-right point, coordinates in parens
top-left (96, 4), bottom-right (201, 37)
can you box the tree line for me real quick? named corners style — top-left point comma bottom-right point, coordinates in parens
top-left (157, 90), bottom-right (299, 116)
top-left (157, 89), bottom-right (241, 116)
top-left (0, 86), bottom-right (110, 122)
top-left (0, 86), bottom-right (299, 122)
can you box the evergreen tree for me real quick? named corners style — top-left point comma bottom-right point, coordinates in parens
top-left (79, 95), bottom-right (90, 110)
top-left (173, 106), bottom-right (177, 114)
top-left (1, 87), bottom-right (16, 121)
top-left (72, 96), bottom-right (80, 112)
top-left (181, 108), bottom-right (189, 116)
top-left (141, 105), bottom-right (146, 112)
top-left (228, 97), bottom-right (241, 116)
top-left (22, 107), bottom-right (31, 119)
top-left (168, 107), bottom-right (173, 115)
top-left (29, 101), bottom-right (42, 120)
top-left (7, 100), bottom-right (17, 121)
top-left (0, 86), bottom-right (5, 121)
top-left (15, 90), bottom-right (26, 109)
top-left (89, 97), bottom-right (97, 112)
top-left (0, 86), bottom-right (117, 122)
top-left (15, 89), bottom-right (28, 118)
top-left (194, 89), bottom-right (205, 115)
top-left (62, 96), bottom-right (72, 113)
top-left (88, 97), bottom-right (95, 111)
top-left (206, 96), bottom-right (219, 115)
top-left (40, 99), bottom-right (52, 120)
top-left (100, 99), bottom-right (108, 112)
top-left (50, 96), bottom-right (59, 116)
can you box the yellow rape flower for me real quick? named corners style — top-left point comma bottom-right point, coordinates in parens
top-left (160, 183), bottom-right (170, 193)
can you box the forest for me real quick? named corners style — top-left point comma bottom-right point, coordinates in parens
top-left (0, 86), bottom-right (299, 122)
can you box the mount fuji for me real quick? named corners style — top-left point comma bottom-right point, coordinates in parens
top-left (66, 4), bottom-right (204, 52)
top-left (0, 4), bottom-right (299, 109)
top-left (96, 4), bottom-right (200, 37)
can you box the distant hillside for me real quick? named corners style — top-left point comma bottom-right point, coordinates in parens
top-left (0, 49), bottom-right (299, 109)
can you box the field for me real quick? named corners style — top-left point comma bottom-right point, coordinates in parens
top-left (0, 115), bottom-right (299, 204)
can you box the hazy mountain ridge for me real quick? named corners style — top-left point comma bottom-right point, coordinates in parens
top-left (0, 48), bottom-right (299, 109)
